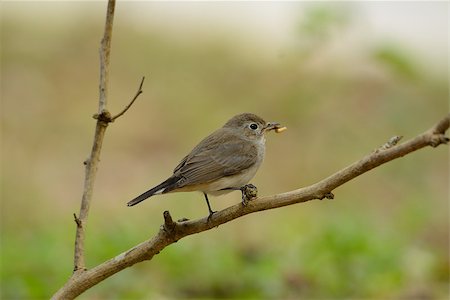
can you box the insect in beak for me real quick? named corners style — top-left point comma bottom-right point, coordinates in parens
top-left (264, 122), bottom-right (287, 133)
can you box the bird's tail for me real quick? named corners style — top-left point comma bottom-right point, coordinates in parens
top-left (127, 176), bottom-right (181, 207)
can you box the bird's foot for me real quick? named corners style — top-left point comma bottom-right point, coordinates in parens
top-left (207, 210), bottom-right (217, 222)
top-left (319, 192), bottom-right (334, 200)
top-left (240, 184), bottom-right (258, 206)
top-left (203, 192), bottom-right (217, 222)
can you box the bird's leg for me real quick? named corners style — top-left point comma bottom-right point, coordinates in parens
top-left (203, 193), bottom-right (216, 220)
top-left (240, 184), bottom-right (258, 206)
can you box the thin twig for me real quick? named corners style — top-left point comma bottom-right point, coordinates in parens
top-left (52, 114), bottom-right (449, 299)
top-left (73, 0), bottom-right (116, 274)
top-left (111, 76), bottom-right (145, 121)
top-left (98, 0), bottom-right (115, 113)
top-left (163, 210), bottom-right (176, 233)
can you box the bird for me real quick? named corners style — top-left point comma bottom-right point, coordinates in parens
top-left (127, 113), bottom-right (284, 217)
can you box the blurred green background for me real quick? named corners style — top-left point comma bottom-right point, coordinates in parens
top-left (1, 2), bottom-right (448, 299)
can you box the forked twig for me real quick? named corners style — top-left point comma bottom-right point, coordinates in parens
top-left (111, 77), bottom-right (145, 121)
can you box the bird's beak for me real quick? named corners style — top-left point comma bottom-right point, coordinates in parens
top-left (264, 122), bottom-right (281, 132)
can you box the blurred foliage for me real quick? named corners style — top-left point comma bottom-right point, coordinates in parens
top-left (373, 44), bottom-right (418, 80)
top-left (1, 2), bottom-right (448, 299)
top-left (298, 5), bottom-right (351, 41)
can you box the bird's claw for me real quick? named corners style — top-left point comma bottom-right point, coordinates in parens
top-left (207, 210), bottom-right (217, 222)
top-left (240, 184), bottom-right (258, 206)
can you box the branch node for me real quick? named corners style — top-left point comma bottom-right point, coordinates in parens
top-left (429, 134), bottom-right (449, 147)
top-left (319, 192), bottom-right (334, 200)
top-left (163, 210), bottom-right (176, 233)
top-left (73, 266), bottom-right (87, 273)
top-left (378, 135), bottom-right (403, 151)
top-left (73, 213), bottom-right (82, 228)
top-left (432, 114), bottom-right (450, 134)
top-left (93, 109), bottom-right (113, 124)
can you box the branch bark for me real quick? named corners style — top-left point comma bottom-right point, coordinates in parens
top-left (98, 0), bottom-right (115, 113)
top-left (72, 0), bottom-right (116, 274)
top-left (52, 114), bottom-right (449, 299)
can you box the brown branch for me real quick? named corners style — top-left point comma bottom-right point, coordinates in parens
top-left (73, 118), bottom-right (109, 273)
top-left (98, 0), bottom-right (115, 113)
top-left (72, 0), bottom-right (116, 274)
top-left (51, 114), bottom-right (449, 299)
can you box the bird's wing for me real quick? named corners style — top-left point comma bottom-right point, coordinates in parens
top-left (173, 154), bottom-right (189, 174)
top-left (173, 129), bottom-right (258, 187)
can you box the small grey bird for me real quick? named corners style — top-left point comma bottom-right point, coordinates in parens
top-left (127, 113), bottom-right (283, 216)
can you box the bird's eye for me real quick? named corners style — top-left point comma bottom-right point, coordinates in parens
top-left (249, 123), bottom-right (258, 130)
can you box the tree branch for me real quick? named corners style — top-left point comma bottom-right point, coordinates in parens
top-left (98, 0), bottom-right (115, 113)
top-left (72, 0), bottom-right (116, 274)
top-left (52, 114), bottom-right (449, 299)
top-left (71, 0), bottom-right (143, 278)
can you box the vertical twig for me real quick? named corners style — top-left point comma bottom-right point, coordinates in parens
top-left (73, 0), bottom-right (116, 273)
top-left (98, 0), bottom-right (115, 113)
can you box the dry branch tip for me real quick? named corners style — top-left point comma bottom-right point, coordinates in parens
top-left (163, 210), bottom-right (176, 232)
